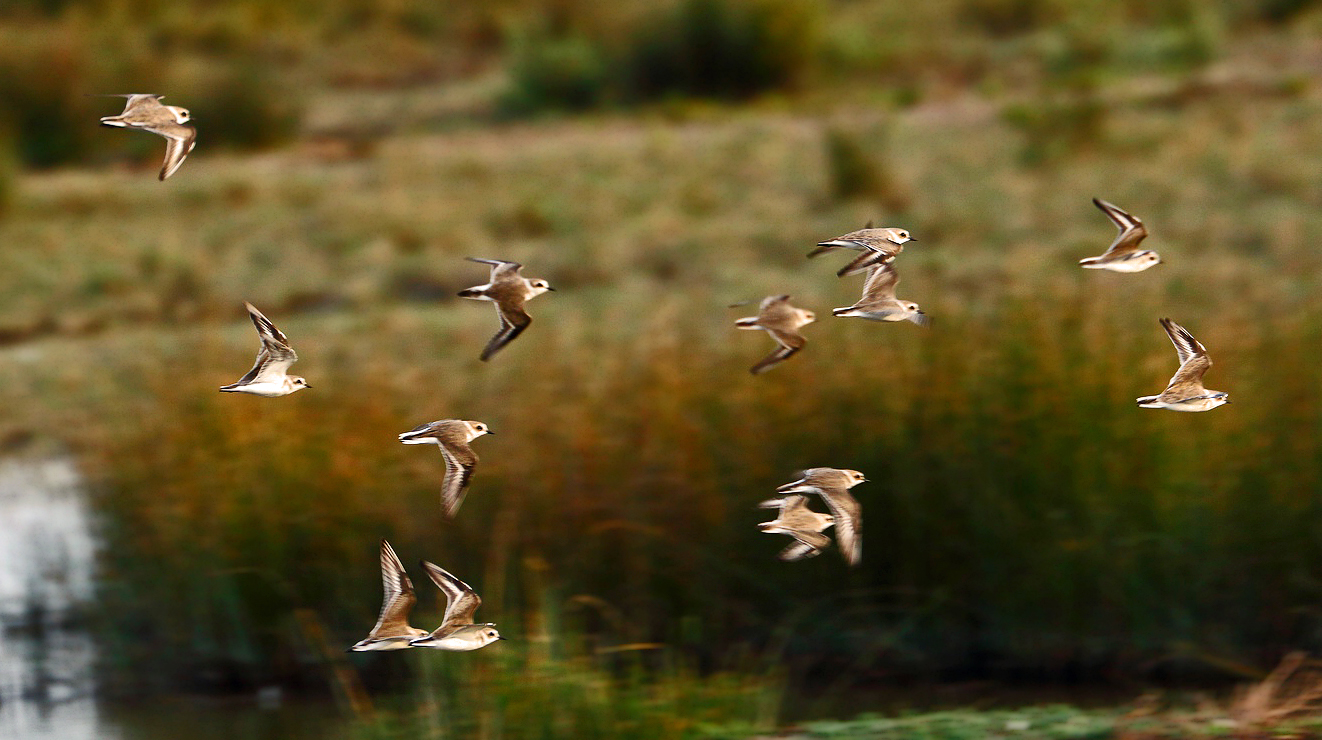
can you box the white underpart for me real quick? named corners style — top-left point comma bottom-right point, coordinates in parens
top-left (1083, 260), bottom-right (1158, 273)
top-left (223, 378), bottom-right (300, 398)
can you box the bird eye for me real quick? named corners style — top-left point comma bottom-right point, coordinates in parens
top-left (899, 232), bottom-right (908, 239)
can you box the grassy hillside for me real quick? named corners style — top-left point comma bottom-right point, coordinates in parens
top-left (2, 1), bottom-right (1322, 731)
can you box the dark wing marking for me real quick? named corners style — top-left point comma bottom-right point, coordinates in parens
top-left (806, 240), bottom-right (867, 259)
top-left (856, 263), bottom-right (900, 307)
top-left (234, 303), bottom-right (297, 384)
top-left (750, 330), bottom-right (804, 375)
top-left (421, 561), bottom-right (482, 627)
top-left (1093, 198), bottom-right (1148, 257)
top-left (153, 124), bottom-right (196, 180)
top-left (399, 421), bottom-right (440, 440)
top-left (837, 246), bottom-right (896, 277)
top-left (369, 540), bottom-right (417, 637)
top-left (1157, 318), bottom-right (1211, 398)
top-left (1160, 317), bottom-right (1206, 367)
top-left (480, 303), bottom-right (532, 361)
top-left (437, 440), bottom-right (478, 518)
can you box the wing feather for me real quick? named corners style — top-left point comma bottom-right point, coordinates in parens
top-left (421, 561), bottom-right (482, 628)
top-left (368, 540), bottom-right (417, 637)
top-left (815, 489), bottom-right (862, 566)
top-left (1093, 198), bottom-right (1149, 257)
top-left (438, 441), bottom-right (478, 518)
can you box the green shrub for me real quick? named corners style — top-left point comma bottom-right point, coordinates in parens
top-left (500, 32), bottom-right (612, 115)
top-left (189, 62), bottom-right (303, 150)
top-left (616, 0), bottom-right (820, 103)
top-left (0, 27), bottom-right (102, 168)
top-left (823, 125), bottom-right (908, 211)
top-left (500, 0), bottom-right (821, 115)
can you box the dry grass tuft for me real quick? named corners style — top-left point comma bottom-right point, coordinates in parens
top-left (1231, 653), bottom-right (1322, 728)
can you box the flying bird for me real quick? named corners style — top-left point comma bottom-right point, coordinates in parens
top-left (398, 420), bottom-right (491, 517)
top-left (733, 295), bottom-right (816, 375)
top-left (219, 303), bottom-right (310, 397)
top-left (97, 94), bottom-right (196, 180)
top-left (1079, 198), bottom-right (1162, 272)
top-left (808, 225), bottom-right (916, 277)
top-left (757, 494), bottom-right (835, 562)
top-left (1137, 318), bottom-right (1230, 412)
top-left (408, 561), bottom-right (504, 651)
top-left (832, 262), bottom-right (928, 326)
top-left (348, 540), bottom-right (430, 651)
top-left (776, 468), bottom-right (867, 566)
top-left (458, 258), bottom-right (554, 361)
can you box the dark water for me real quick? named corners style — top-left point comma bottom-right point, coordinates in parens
top-left (0, 457), bottom-right (346, 740)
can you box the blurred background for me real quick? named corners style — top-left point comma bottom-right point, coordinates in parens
top-left (2, 0), bottom-right (1322, 737)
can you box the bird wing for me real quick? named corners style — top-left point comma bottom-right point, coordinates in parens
top-left (784, 528), bottom-right (832, 552)
top-left (836, 246), bottom-right (897, 277)
top-left (750, 329), bottom-right (804, 375)
top-left (480, 300), bottom-right (532, 361)
top-left (806, 240), bottom-right (867, 259)
top-left (120, 94), bottom-right (166, 115)
top-left (150, 123), bottom-right (196, 181)
top-left (856, 263), bottom-right (900, 306)
top-left (758, 493), bottom-right (808, 512)
top-left (467, 257), bottom-right (523, 281)
top-left (421, 561), bottom-right (482, 628)
top-left (235, 303), bottom-right (297, 384)
top-left (437, 439), bottom-right (478, 518)
top-left (1160, 318), bottom-right (1207, 368)
top-left (367, 540), bottom-right (418, 638)
top-left (815, 488), bottom-right (861, 566)
top-left (1093, 198), bottom-right (1148, 257)
top-left (1156, 319), bottom-right (1212, 398)
top-left (778, 541), bottom-right (825, 561)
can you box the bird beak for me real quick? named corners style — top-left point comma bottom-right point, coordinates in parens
top-left (485, 430), bottom-right (496, 435)
top-left (547, 287), bottom-right (557, 291)
top-left (497, 636), bottom-right (507, 640)
top-left (907, 236), bottom-right (917, 242)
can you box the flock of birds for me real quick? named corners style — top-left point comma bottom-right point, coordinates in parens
top-left (95, 92), bottom-right (1230, 654)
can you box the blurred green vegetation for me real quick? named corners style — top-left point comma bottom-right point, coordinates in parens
top-left (1, 0), bottom-right (1322, 732)
top-left (339, 643), bottom-right (780, 739)
top-left (3, 0), bottom-right (1320, 165)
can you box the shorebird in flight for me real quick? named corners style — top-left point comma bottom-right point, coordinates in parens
top-left (777, 468), bottom-right (867, 566)
top-left (1137, 318), bottom-right (1230, 412)
top-left (1079, 198), bottom-right (1162, 272)
top-left (458, 258), bottom-right (554, 361)
top-left (757, 494), bottom-right (834, 562)
top-left (348, 540), bottom-right (430, 651)
top-left (219, 303), bottom-right (310, 397)
top-left (733, 295), bottom-right (815, 375)
top-left (832, 262), bottom-right (928, 326)
top-left (808, 224), bottom-right (916, 277)
top-left (409, 561), bottom-right (504, 651)
top-left (97, 94), bottom-right (196, 180)
top-left (398, 420), bottom-right (491, 517)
